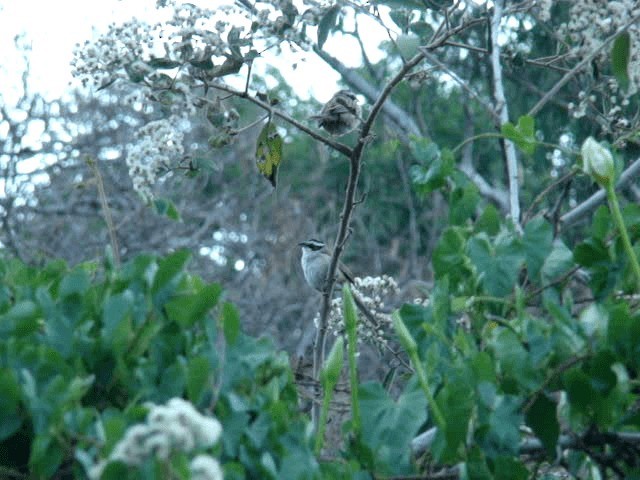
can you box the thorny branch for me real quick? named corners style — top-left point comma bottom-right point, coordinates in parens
top-left (312, 12), bottom-right (491, 425)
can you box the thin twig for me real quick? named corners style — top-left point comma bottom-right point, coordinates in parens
top-left (528, 13), bottom-right (640, 117)
top-left (561, 157), bottom-right (640, 228)
top-left (206, 83), bottom-right (353, 157)
top-left (87, 157), bottom-right (121, 267)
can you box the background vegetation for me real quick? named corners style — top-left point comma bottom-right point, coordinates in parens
top-left (1, 0), bottom-right (640, 478)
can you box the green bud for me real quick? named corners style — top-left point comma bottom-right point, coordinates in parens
top-left (581, 137), bottom-right (614, 187)
top-left (321, 336), bottom-right (344, 388)
top-left (342, 284), bottom-right (357, 333)
top-left (393, 312), bottom-right (417, 355)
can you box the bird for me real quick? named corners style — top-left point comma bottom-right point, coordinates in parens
top-left (298, 238), bottom-right (380, 325)
top-left (298, 239), bottom-right (354, 291)
top-left (311, 90), bottom-right (362, 136)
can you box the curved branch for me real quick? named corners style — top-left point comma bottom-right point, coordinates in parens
top-left (206, 83), bottom-right (353, 157)
top-left (560, 157), bottom-right (640, 227)
top-left (312, 13), bottom-right (491, 425)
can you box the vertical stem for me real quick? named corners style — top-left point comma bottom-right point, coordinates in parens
top-left (490, 0), bottom-right (521, 229)
top-left (87, 157), bottom-right (121, 267)
top-left (606, 183), bottom-right (640, 291)
top-left (343, 286), bottom-right (361, 434)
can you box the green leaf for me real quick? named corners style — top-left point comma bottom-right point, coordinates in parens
top-left (0, 369), bottom-right (22, 441)
top-left (432, 376), bottom-right (474, 463)
top-left (611, 32), bottom-right (631, 90)
top-left (541, 239), bottom-right (574, 281)
top-left (410, 145), bottom-right (454, 195)
top-left (102, 291), bottom-right (133, 351)
top-left (502, 116), bottom-right (536, 155)
top-left (525, 394), bottom-right (559, 456)
top-left (432, 227), bottom-right (469, 283)
top-left (523, 218), bottom-right (553, 280)
top-left (148, 57), bottom-right (182, 69)
top-left (187, 355), bottom-right (212, 404)
top-left (152, 249), bottom-right (191, 297)
top-left (29, 434), bottom-right (64, 478)
top-left (0, 300), bottom-right (41, 337)
top-left (153, 198), bottom-right (181, 221)
top-left (359, 381), bottom-right (428, 475)
top-left (222, 301), bottom-right (240, 345)
top-left (317, 4), bottom-right (340, 50)
top-left (467, 232), bottom-right (524, 297)
top-left (493, 457), bottom-right (528, 480)
top-left (255, 123), bottom-right (283, 187)
top-left (59, 267), bottom-right (90, 298)
top-left (476, 204), bottom-right (501, 235)
top-left (165, 283), bottom-right (223, 328)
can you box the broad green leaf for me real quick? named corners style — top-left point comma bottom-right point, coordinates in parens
top-left (479, 395), bottom-right (522, 458)
top-left (410, 146), bottom-right (454, 195)
top-left (153, 198), bottom-right (181, 221)
top-left (476, 204), bottom-right (501, 235)
top-left (165, 283), bottom-right (223, 328)
top-left (29, 434), bottom-right (64, 478)
top-left (432, 376), bottom-right (474, 463)
top-left (359, 381), bottom-right (428, 475)
top-left (502, 116), bottom-right (536, 155)
top-left (0, 369), bottom-right (22, 441)
top-left (493, 457), bottom-right (528, 480)
top-left (255, 123), bottom-right (283, 187)
top-left (525, 394), bottom-right (559, 456)
top-left (317, 4), bottom-right (340, 49)
top-left (151, 249), bottom-right (191, 297)
top-left (541, 239), bottom-right (574, 281)
top-left (523, 217), bottom-right (553, 280)
top-left (611, 32), bottom-right (631, 90)
top-left (187, 355), bottom-right (212, 405)
top-left (467, 232), bottom-right (524, 297)
top-left (59, 267), bottom-right (90, 298)
top-left (102, 291), bottom-right (133, 349)
top-left (0, 300), bottom-right (41, 337)
top-left (222, 301), bottom-right (240, 345)
top-left (432, 227), bottom-right (469, 283)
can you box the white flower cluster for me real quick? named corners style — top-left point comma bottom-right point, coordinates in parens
top-left (534, 0), bottom-right (553, 22)
top-left (560, 0), bottom-right (640, 138)
top-left (125, 116), bottom-right (184, 202)
top-left (72, 19), bottom-right (157, 89)
top-left (314, 275), bottom-right (399, 350)
top-left (88, 398), bottom-right (223, 480)
top-left (72, 1), bottom-right (234, 118)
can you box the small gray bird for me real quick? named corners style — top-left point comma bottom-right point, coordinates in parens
top-left (298, 238), bottom-right (354, 291)
top-left (311, 90), bottom-right (362, 136)
top-left (298, 238), bottom-right (380, 325)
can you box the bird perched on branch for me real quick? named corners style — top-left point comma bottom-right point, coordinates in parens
top-left (298, 238), bottom-right (353, 292)
top-left (298, 238), bottom-right (380, 325)
top-left (311, 90), bottom-right (362, 136)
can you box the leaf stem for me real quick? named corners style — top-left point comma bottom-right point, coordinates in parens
top-left (606, 182), bottom-right (640, 291)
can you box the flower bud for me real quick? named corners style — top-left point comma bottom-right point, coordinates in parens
top-left (321, 336), bottom-right (344, 388)
top-left (581, 137), bottom-right (614, 186)
top-left (393, 312), bottom-right (417, 355)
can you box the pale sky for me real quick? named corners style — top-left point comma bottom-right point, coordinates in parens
top-left (0, 0), bottom-right (385, 105)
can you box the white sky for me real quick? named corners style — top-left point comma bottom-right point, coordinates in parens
top-left (0, 0), bottom-right (385, 105)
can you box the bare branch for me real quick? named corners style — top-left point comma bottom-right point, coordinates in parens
top-left (560, 157), bottom-right (640, 228)
top-left (490, 0), bottom-right (521, 228)
top-left (528, 13), bottom-right (640, 117)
